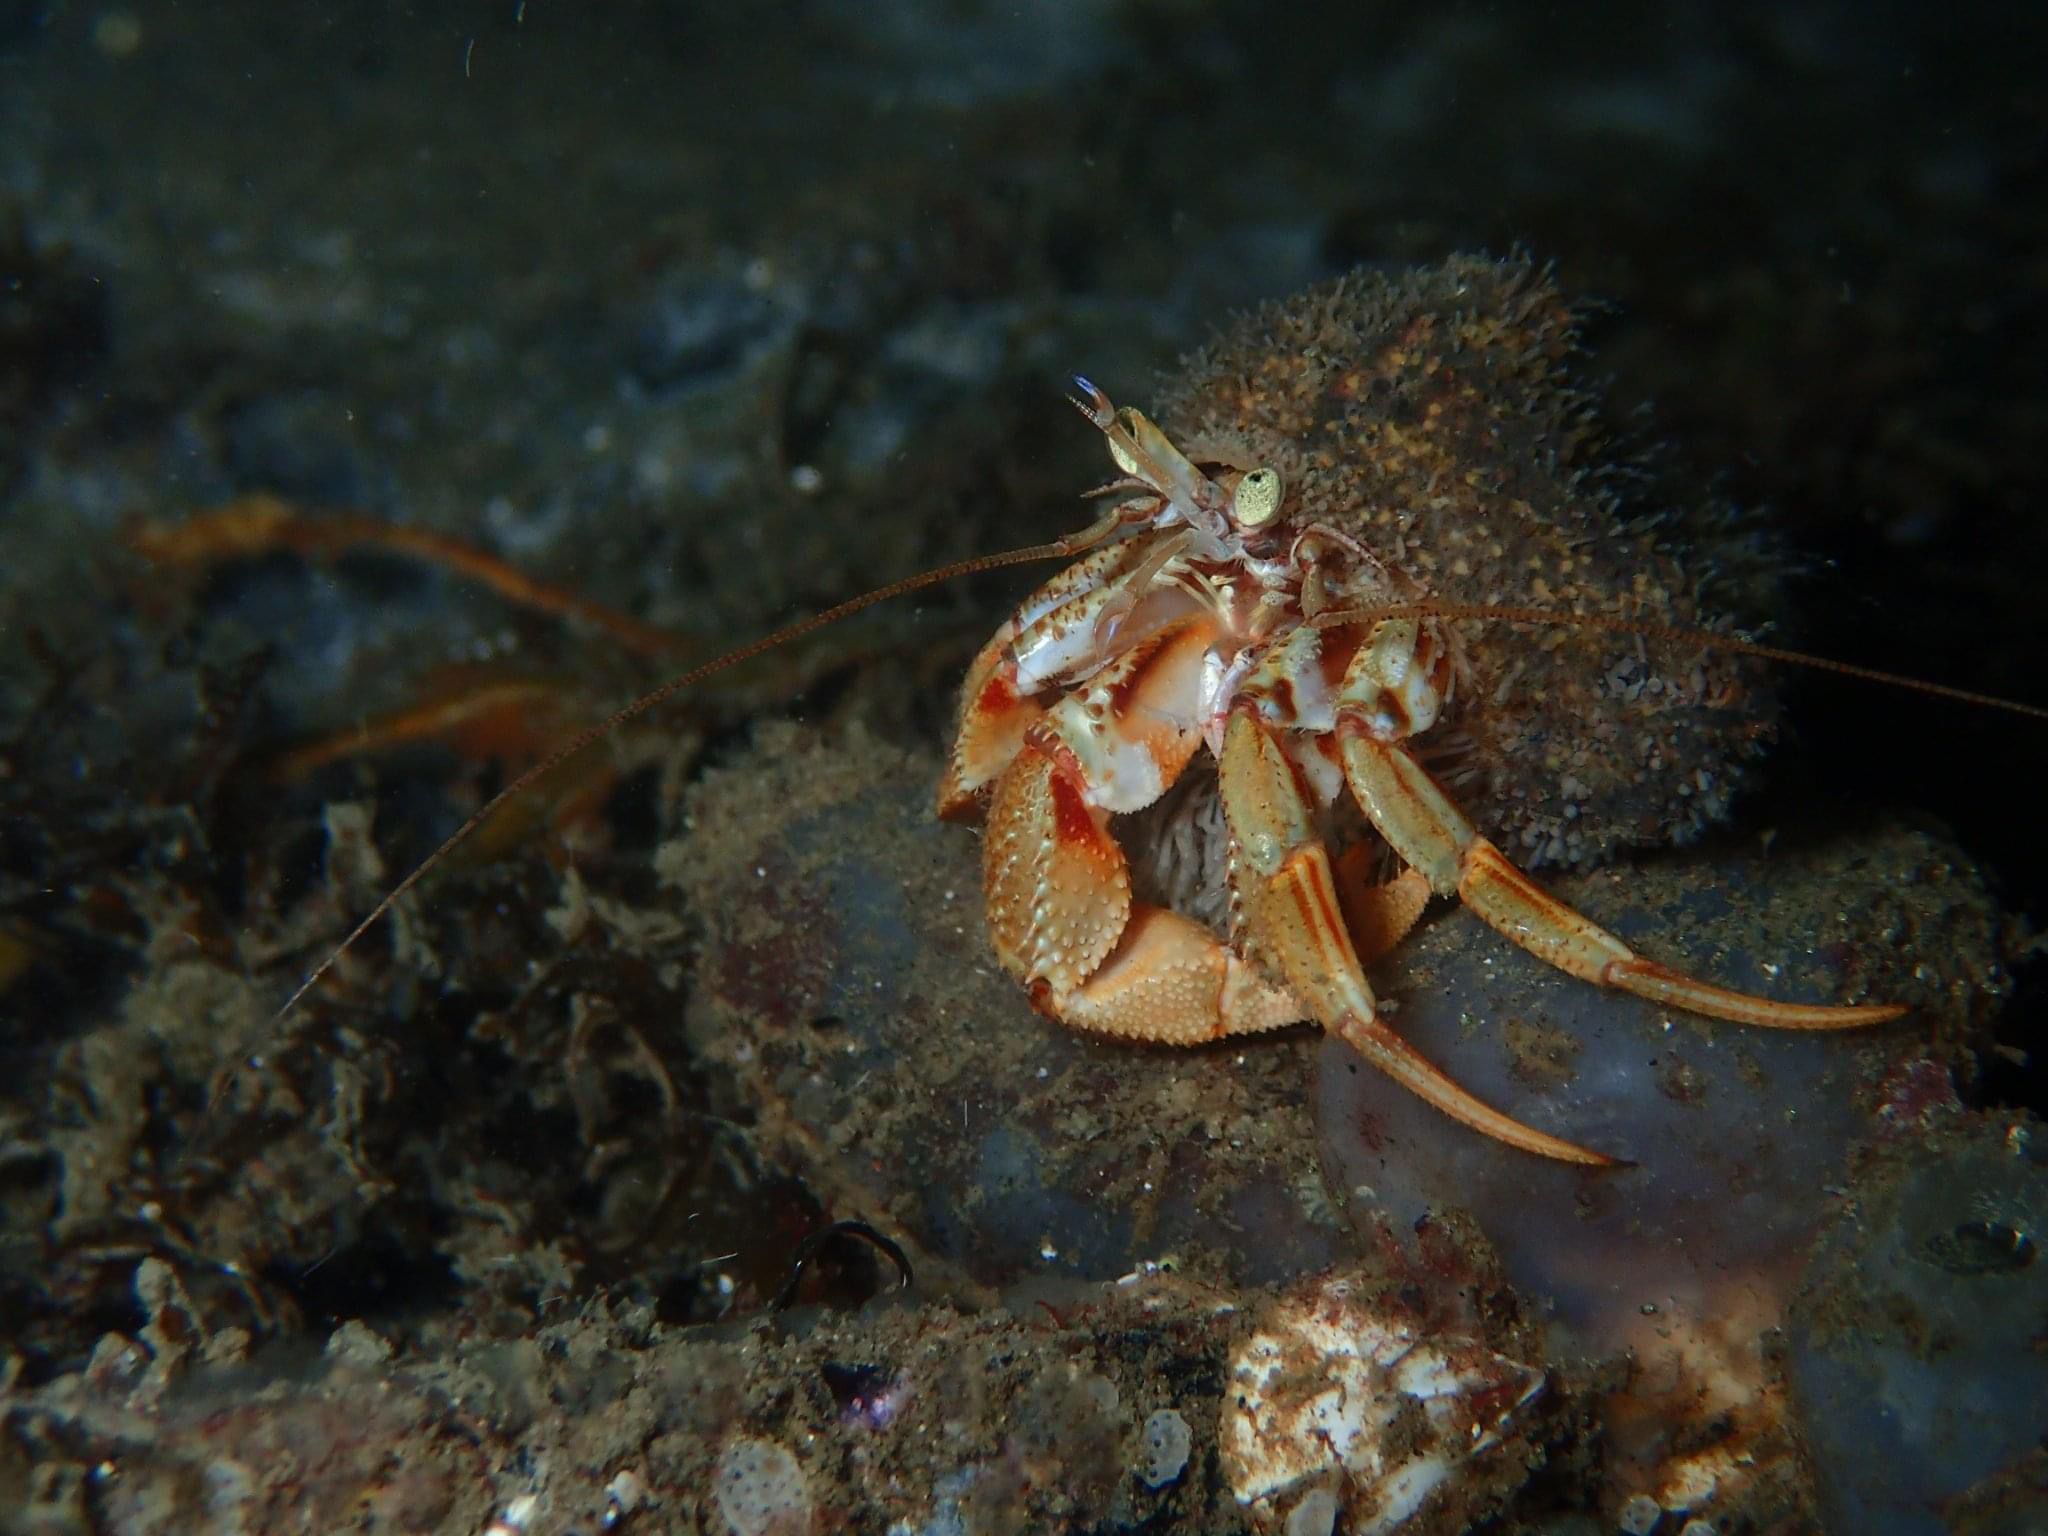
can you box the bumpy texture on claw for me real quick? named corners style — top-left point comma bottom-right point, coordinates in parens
top-left (984, 743), bottom-right (1300, 1044)
top-left (983, 741), bottom-right (1131, 999)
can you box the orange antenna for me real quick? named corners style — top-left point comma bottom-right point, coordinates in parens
top-left (263, 545), bottom-right (2044, 1044)
top-left (135, 494), bottom-right (694, 660)
top-left (1311, 600), bottom-right (2048, 722)
top-left (266, 535), bottom-right (1082, 1027)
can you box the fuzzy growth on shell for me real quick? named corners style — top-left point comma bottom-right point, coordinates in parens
top-left (1154, 255), bottom-right (1786, 868)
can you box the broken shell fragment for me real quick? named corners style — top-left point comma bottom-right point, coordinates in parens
top-left (1222, 1275), bottom-right (1544, 1532)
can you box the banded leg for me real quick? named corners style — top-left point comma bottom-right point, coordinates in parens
top-left (1333, 851), bottom-right (1432, 969)
top-left (1338, 729), bottom-right (1908, 1031)
top-left (1219, 711), bottom-right (1618, 1166)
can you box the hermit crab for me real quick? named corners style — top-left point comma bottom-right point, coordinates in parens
top-left (935, 256), bottom-right (1904, 1166)
top-left (259, 256), bottom-right (2020, 1167)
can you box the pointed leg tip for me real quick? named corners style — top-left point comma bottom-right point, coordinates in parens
top-left (934, 776), bottom-right (984, 823)
top-left (1524, 1130), bottom-right (1627, 1168)
top-left (1606, 958), bottom-right (1915, 1031)
top-left (1331, 1011), bottom-right (1624, 1167)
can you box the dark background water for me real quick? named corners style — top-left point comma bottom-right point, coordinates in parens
top-left (16, 0), bottom-right (2042, 1077)
top-left (0, 4), bottom-right (2044, 1530)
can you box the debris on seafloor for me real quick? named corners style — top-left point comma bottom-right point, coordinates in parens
top-left (0, 1246), bottom-right (1562, 1536)
top-left (676, 723), bottom-right (2035, 1531)
top-left (4, 514), bottom-right (2035, 1534)
top-left (4, 534), bottom-right (2039, 1532)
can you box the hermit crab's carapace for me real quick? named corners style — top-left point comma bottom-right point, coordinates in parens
top-left (936, 255), bottom-right (1905, 1166)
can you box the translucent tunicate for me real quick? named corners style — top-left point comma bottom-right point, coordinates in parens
top-left (1791, 1127), bottom-right (2048, 1533)
top-left (712, 1437), bottom-right (813, 1536)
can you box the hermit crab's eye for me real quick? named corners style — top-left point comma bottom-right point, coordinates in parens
top-left (1233, 466), bottom-right (1284, 527)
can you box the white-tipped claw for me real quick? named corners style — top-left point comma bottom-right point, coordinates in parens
top-left (1068, 374), bottom-right (1115, 427)
top-left (1065, 375), bottom-right (1234, 555)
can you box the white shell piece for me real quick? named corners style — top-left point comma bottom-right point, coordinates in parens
top-left (1654, 1439), bottom-right (1756, 1514)
top-left (1284, 1487), bottom-right (1339, 1536)
top-left (1222, 1277), bottom-right (1543, 1533)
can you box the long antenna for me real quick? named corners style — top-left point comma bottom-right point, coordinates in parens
top-left (266, 536), bottom-right (1077, 1026)
top-left (1312, 601), bottom-right (2048, 721)
top-left (266, 559), bottom-right (2047, 1037)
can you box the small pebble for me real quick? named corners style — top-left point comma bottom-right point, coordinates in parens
top-left (324, 1318), bottom-right (393, 1368)
top-left (93, 11), bottom-right (143, 57)
top-left (1617, 1493), bottom-right (1664, 1534)
top-left (1137, 1408), bottom-right (1191, 1489)
top-left (604, 1468), bottom-right (648, 1529)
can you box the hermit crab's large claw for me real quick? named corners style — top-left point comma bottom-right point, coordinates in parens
top-left (974, 616), bottom-right (1307, 1047)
